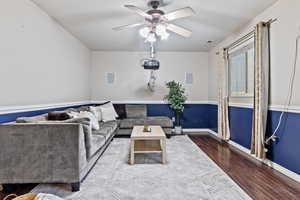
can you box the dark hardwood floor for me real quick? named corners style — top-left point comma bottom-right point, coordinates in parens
top-left (189, 135), bottom-right (300, 200)
top-left (1, 135), bottom-right (299, 200)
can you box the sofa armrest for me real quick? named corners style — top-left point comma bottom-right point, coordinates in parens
top-left (0, 123), bottom-right (86, 184)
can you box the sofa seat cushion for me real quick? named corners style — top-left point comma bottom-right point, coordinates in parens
top-left (119, 117), bottom-right (173, 129)
top-left (93, 121), bottom-right (117, 141)
top-left (88, 134), bottom-right (106, 159)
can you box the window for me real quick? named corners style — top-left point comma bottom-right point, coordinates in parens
top-left (228, 42), bottom-right (254, 97)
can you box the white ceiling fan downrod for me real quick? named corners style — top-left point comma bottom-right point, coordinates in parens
top-left (148, 43), bottom-right (158, 92)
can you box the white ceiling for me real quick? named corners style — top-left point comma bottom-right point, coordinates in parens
top-left (31, 0), bottom-right (277, 52)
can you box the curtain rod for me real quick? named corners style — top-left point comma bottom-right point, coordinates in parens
top-left (224, 30), bottom-right (255, 51)
top-left (221, 18), bottom-right (278, 52)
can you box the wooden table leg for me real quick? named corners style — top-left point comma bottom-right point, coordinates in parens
top-left (130, 139), bottom-right (135, 165)
top-left (161, 138), bottom-right (167, 164)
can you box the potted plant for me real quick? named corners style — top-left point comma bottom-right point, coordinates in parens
top-left (164, 81), bottom-right (187, 134)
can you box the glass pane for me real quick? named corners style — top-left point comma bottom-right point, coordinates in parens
top-left (230, 53), bottom-right (247, 94)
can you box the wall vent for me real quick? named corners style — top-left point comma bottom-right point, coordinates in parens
top-left (185, 72), bottom-right (193, 84)
top-left (106, 72), bottom-right (115, 84)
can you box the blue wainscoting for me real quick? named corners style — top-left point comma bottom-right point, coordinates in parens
top-left (228, 106), bottom-right (300, 175)
top-left (228, 107), bottom-right (253, 149)
top-left (147, 104), bottom-right (218, 129)
top-left (207, 104), bottom-right (218, 131)
top-left (266, 111), bottom-right (300, 175)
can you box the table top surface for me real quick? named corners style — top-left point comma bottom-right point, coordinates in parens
top-left (131, 126), bottom-right (166, 139)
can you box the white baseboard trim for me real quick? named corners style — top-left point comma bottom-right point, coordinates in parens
top-left (0, 101), bottom-right (90, 115)
top-left (183, 128), bottom-right (212, 133)
top-left (197, 129), bottom-right (300, 183)
top-left (184, 128), bottom-right (219, 137)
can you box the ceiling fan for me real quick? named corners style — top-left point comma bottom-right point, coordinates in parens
top-left (113, 0), bottom-right (195, 42)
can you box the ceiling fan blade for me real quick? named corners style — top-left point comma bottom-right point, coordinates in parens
top-left (167, 24), bottom-right (192, 38)
top-left (113, 22), bottom-right (144, 31)
top-left (164, 7), bottom-right (195, 21)
top-left (124, 5), bottom-right (152, 20)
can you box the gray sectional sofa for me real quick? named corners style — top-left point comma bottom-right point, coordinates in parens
top-left (0, 103), bottom-right (173, 192)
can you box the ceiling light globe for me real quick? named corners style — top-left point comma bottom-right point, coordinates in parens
top-left (156, 24), bottom-right (166, 36)
top-left (139, 27), bottom-right (150, 38)
top-left (160, 31), bottom-right (170, 40)
top-left (146, 32), bottom-right (157, 43)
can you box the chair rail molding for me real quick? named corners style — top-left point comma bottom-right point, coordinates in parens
top-left (0, 101), bottom-right (91, 115)
top-left (91, 100), bottom-right (212, 105)
top-left (222, 102), bottom-right (300, 114)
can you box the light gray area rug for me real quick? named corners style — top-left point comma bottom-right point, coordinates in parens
top-left (32, 136), bottom-right (251, 200)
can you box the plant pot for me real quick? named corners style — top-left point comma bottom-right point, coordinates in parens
top-left (174, 126), bottom-right (182, 134)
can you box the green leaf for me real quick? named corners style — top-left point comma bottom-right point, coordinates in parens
top-left (164, 81), bottom-right (187, 112)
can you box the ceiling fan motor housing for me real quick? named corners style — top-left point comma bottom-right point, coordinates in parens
top-left (148, 0), bottom-right (162, 9)
top-left (146, 9), bottom-right (165, 23)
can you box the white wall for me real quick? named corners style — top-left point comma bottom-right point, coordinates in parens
top-left (91, 51), bottom-right (208, 102)
top-left (0, 0), bottom-right (91, 107)
top-left (208, 0), bottom-right (300, 107)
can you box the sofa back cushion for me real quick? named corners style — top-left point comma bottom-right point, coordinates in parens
top-left (100, 106), bottom-right (116, 122)
top-left (125, 105), bottom-right (147, 118)
top-left (113, 104), bottom-right (127, 119)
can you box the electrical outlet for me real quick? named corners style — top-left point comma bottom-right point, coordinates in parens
top-left (172, 117), bottom-right (175, 122)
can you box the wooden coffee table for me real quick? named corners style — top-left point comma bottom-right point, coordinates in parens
top-left (130, 126), bottom-right (167, 165)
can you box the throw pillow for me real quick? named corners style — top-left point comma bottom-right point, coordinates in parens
top-left (100, 102), bottom-right (119, 118)
top-left (100, 106), bottom-right (116, 122)
top-left (89, 106), bottom-right (102, 121)
top-left (113, 104), bottom-right (127, 119)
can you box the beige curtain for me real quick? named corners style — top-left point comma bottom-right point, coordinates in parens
top-left (251, 22), bottom-right (270, 159)
top-left (218, 49), bottom-right (230, 141)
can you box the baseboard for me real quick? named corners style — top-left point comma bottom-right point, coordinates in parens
top-left (184, 128), bottom-right (219, 137)
top-left (183, 128), bottom-right (211, 134)
top-left (201, 129), bottom-right (300, 183)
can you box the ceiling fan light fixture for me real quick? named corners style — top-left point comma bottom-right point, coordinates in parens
top-left (139, 27), bottom-right (151, 38)
top-left (156, 24), bottom-right (166, 36)
top-left (160, 31), bottom-right (170, 40)
top-left (113, 3), bottom-right (195, 40)
top-left (145, 32), bottom-right (157, 43)
top-left (156, 24), bottom-right (169, 40)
